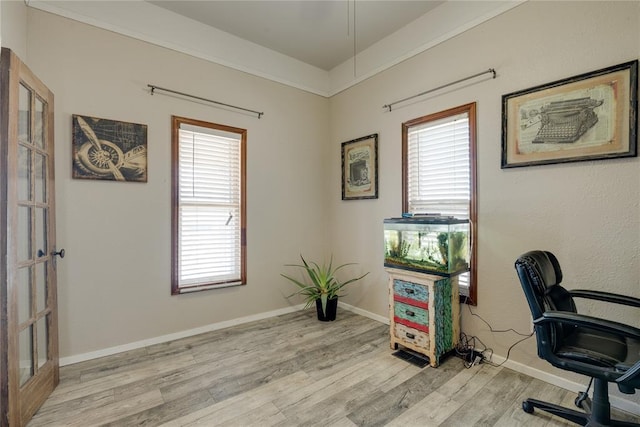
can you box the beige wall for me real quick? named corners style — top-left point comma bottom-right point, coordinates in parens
top-left (26, 9), bottom-right (330, 358)
top-left (16, 0), bottom-right (640, 410)
top-left (1, 0), bottom-right (28, 59)
top-left (330, 0), bottom-right (640, 407)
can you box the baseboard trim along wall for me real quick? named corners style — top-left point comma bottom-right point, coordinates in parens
top-left (338, 301), bottom-right (389, 324)
top-left (338, 302), bottom-right (640, 417)
top-left (60, 302), bottom-right (640, 416)
top-left (59, 304), bottom-right (305, 366)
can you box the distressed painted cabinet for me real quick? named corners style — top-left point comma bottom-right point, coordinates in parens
top-left (386, 268), bottom-right (460, 367)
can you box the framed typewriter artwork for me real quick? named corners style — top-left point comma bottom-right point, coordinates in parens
top-left (501, 60), bottom-right (637, 168)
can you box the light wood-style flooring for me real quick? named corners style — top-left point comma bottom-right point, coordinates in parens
top-left (29, 310), bottom-right (639, 426)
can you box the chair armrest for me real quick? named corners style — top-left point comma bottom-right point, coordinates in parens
top-left (570, 289), bottom-right (640, 308)
top-left (534, 311), bottom-right (640, 341)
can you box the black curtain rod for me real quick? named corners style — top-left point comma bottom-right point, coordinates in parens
top-left (382, 68), bottom-right (496, 112)
top-left (148, 84), bottom-right (264, 119)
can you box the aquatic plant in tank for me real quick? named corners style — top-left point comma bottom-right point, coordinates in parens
top-left (384, 216), bottom-right (469, 277)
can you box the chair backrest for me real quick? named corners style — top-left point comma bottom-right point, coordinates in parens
top-left (516, 251), bottom-right (640, 392)
top-left (514, 250), bottom-right (577, 355)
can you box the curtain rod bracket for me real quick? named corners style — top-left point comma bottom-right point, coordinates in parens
top-left (383, 68), bottom-right (497, 112)
top-left (147, 84), bottom-right (263, 119)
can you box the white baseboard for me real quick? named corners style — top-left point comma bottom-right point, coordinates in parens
top-left (338, 301), bottom-right (389, 325)
top-left (61, 302), bottom-right (380, 366)
top-left (339, 303), bottom-right (640, 417)
top-left (59, 304), bottom-right (304, 366)
top-left (59, 302), bottom-right (640, 417)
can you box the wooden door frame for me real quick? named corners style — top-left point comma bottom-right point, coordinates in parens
top-left (0, 47), bottom-right (58, 427)
top-left (0, 46), bottom-right (11, 427)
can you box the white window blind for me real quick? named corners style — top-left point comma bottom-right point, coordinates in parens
top-left (407, 112), bottom-right (471, 293)
top-left (178, 124), bottom-right (242, 289)
top-left (407, 112), bottom-right (470, 218)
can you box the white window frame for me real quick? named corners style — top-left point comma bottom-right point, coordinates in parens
top-left (171, 116), bottom-right (246, 294)
top-left (402, 103), bottom-right (477, 304)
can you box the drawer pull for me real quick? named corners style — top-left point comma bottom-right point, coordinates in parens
top-left (406, 288), bottom-right (415, 294)
top-left (406, 310), bottom-right (415, 317)
top-left (406, 332), bottom-right (415, 339)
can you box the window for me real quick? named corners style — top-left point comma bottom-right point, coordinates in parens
top-left (171, 116), bottom-right (246, 294)
top-left (402, 103), bottom-right (477, 304)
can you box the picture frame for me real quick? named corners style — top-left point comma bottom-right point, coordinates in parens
top-left (501, 60), bottom-right (638, 168)
top-left (341, 133), bottom-right (378, 200)
top-left (72, 114), bottom-right (148, 182)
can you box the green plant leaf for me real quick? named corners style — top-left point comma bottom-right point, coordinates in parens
top-left (320, 293), bottom-right (328, 316)
top-left (282, 254), bottom-right (368, 314)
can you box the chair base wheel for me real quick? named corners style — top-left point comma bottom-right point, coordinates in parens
top-left (521, 398), bottom-right (588, 425)
top-left (522, 401), bottom-right (534, 414)
top-left (521, 395), bottom-right (640, 426)
top-left (575, 391), bottom-right (588, 409)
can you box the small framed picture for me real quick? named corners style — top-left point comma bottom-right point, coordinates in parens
top-left (72, 114), bottom-right (148, 182)
top-left (341, 133), bottom-right (378, 200)
top-left (501, 60), bottom-right (638, 168)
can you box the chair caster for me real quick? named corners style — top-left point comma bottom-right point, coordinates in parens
top-left (575, 392), bottom-right (588, 408)
top-left (522, 400), bottom-right (534, 414)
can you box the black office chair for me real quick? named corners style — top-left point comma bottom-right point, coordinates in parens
top-left (515, 250), bottom-right (640, 426)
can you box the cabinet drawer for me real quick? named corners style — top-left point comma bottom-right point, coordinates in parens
top-left (394, 323), bottom-right (429, 349)
top-left (393, 279), bottom-right (428, 305)
top-left (394, 301), bottom-right (428, 325)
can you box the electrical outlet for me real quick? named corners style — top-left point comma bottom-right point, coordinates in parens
top-left (470, 350), bottom-right (484, 365)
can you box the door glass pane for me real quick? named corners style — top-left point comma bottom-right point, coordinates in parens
top-left (36, 207), bottom-right (47, 260)
top-left (34, 97), bottom-right (45, 149)
top-left (19, 326), bottom-right (34, 386)
top-left (18, 144), bottom-right (31, 202)
top-left (35, 262), bottom-right (47, 313)
top-left (37, 315), bottom-right (49, 369)
top-left (35, 152), bottom-right (46, 203)
top-left (17, 206), bottom-right (32, 262)
top-left (18, 84), bottom-right (31, 144)
top-left (17, 267), bottom-right (32, 324)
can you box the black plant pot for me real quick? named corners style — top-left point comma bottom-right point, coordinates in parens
top-left (315, 297), bottom-right (338, 321)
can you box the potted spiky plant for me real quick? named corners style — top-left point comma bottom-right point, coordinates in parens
top-left (282, 255), bottom-right (368, 321)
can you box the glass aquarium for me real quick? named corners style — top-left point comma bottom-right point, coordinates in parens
top-left (384, 216), bottom-right (469, 277)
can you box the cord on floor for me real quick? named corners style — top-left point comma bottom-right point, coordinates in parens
top-left (456, 296), bottom-right (534, 368)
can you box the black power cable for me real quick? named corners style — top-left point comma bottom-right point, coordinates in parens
top-left (456, 296), bottom-right (534, 368)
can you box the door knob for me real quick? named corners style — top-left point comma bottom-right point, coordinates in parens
top-left (51, 249), bottom-right (65, 259)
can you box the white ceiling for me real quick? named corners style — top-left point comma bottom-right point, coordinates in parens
top-left (28, 1), bottom-right (523, 96)
top-left (147, 1), bottom-right (444, 71)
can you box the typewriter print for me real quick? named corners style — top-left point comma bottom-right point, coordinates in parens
top-left (527, 97), bottom-right (603, 144)
top-left (501, 60), bottom-right (637, 168)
